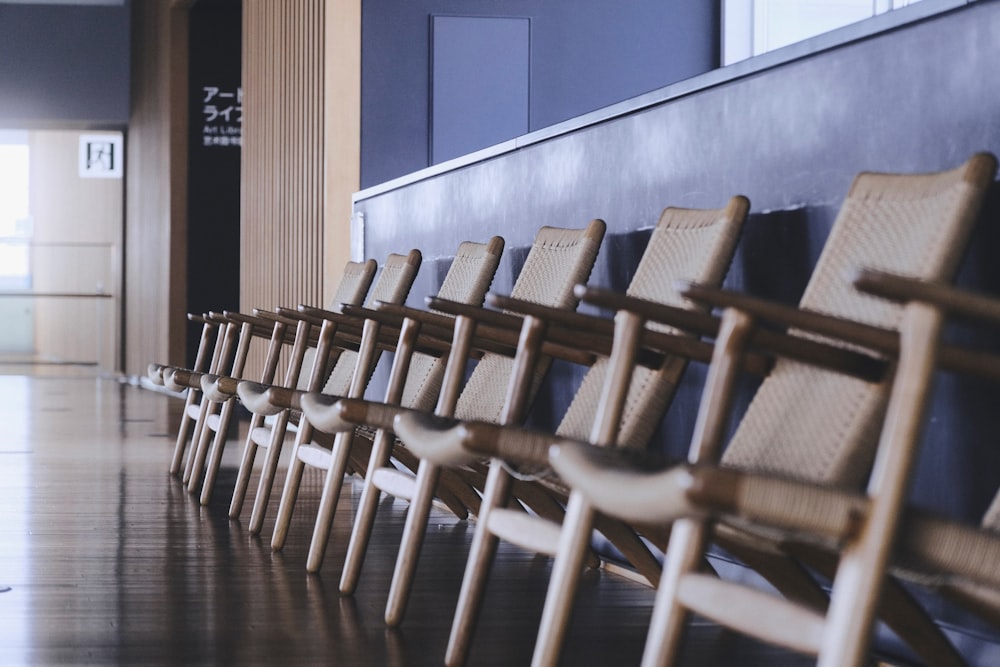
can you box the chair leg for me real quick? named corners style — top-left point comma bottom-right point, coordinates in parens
top-left (642, 518), bottom-right (708, 667)
top-left (228, 416), bottom-right (264, 519)
top-left (340, 430), bottom-right (395, 595)
top-left (592, 514), bottom-right (662, 586)
top-left (270, 447), bottom-right (307, 551)
top-left (249, 418), bottom-right (305, 535)
top-left (199, 398), bottom-right (238, 504)
top-left (532, 492), bottom-right (598, 667)
top-left (384, 459), bottom-right (445, 626)
top-left (182, 398), bottom-right (214, 484)
top-left (305, 430), bottom-right (357, 572)
top-left (169, 391), bottom-right (199, 475)
top-left (184, 401), bottom-right (220, 490)
top-left (444, 461), bottom-right (513, 666)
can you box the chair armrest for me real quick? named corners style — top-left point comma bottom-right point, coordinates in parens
top-left (187, 313), bottom-right (215, 325)
top-left (679, 281), bottom-right (897, 354)
top-left (855, 269), bottom-right (1000, 329)
top-left (684, 280), bottom-right (1000, 381)
top-left (549, 442), bottom-right (869, 543)
top-left (581, 285), bottom-right (883, 381)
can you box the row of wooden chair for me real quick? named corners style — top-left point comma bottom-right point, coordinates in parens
top-left (148, 151), bottom-right (998, 666)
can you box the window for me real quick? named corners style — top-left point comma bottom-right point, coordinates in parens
top-left (0, 136), bottom-right (31, 291)
top-left (723, 0), bottom-right (925, 65)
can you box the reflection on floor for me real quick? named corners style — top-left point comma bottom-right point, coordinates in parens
top-left (0, 373), bottom-right (825, 665)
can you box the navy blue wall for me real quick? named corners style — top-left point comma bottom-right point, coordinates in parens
top-left (361, 0), bottom-right (719, 188)
top-left (0, 3), bottom-right (130, 126)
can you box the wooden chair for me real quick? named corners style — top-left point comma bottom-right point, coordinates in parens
top-left (206, 250), bottom-right (423, 533)
top-left (194, 259), bottom-right (380, 507)
top-left (392, 198), bottom-right (749, 664)
top-left (243, 238), bottom-right (506, 537)
top-left (755, 269), bottom-right (1000, 664)
top-left (546, 153), bottom-right (996, 667)
top-left (157, 259), bottom-right (377, 491)
top-left (147, 311), bottom-right (230, 475)
top-left (295, 221), bottom-right (607, 606)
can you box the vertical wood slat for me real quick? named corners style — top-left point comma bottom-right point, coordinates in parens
top-left (241, 0), bottom-right (326, 378)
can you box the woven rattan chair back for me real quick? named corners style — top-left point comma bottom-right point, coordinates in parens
top-left (398, 238), bottom-right (506, 412)
top-left (294, 259), bottom-right (377, 391)
top-left (316, 251), bottom-right (422, 396)
top-left (556, 199), bottom-right (747, 449)
top-left (453, 221), bottom-right (607, 424)
top-left (722, 156), bottom-right (996, 487)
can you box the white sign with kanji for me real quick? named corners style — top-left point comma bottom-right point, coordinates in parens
top-left (79, 134), bottom-right (124, 179)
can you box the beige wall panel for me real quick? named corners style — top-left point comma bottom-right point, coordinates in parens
top-left (28, 130), bottom-right (121, 368)
top-left (241, 0), bottom-right (332, 378)
top-left (324, 0), bottom-right (361, 295)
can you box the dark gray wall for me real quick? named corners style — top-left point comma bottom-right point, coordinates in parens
top-left (0, 3), bottom-right (130, 126)
top-left (361, 0), bottom-right (719, 187)
top-left (356, 4), bottom-right (1000, 660)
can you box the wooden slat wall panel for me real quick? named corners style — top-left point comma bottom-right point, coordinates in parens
top-left (241, 0), bottom-right (327, 378)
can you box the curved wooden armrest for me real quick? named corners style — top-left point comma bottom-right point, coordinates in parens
top-left (576, 285), bottom-right (720, 337)
top-left (682, 280), bottom-right (1000, 381)
top-left (552, 441), bottom-right (872, 542)
top-left (679, 281), bottom-right (896, 354)
top-left (855, 269), bottom-right (1000, 329)
top-left (301, 394), bottom-right (403, 434)
top-left (684, 466), bottom-right (870, 543)
top-left (549, 441), bottom-right (699, 524)
top-left (425, 296), bottom-right (524, 331)
top-left (201, 373), bottom-right (240, 402)
top-left (393, 411), bottom-right (480, 466)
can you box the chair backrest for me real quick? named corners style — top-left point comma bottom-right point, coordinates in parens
top-left (722, 154), bottom-right (997, 487)
top-left (327, 259), bottom-right (378, 313)
top-left (454, 221), bottom-right (607, 424)
top-left (397, 237), bottom-right (506, 412)
top-left (317, 250), bottom-right (422, 395)
top-left (294, 259), bottom-right (378, 391)
top-left (555, 197), bottom-right (748, 448)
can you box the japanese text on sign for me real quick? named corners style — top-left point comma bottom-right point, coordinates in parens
top-left (202, 86), bottom-right (243, 148)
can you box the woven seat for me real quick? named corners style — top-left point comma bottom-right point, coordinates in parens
top-left (149, 258), bottom-right (377, 486)
top-left (295, 220), bottom-right (607, 625)
top-left (548, 153), bottom-right (996, 667)
top-left (387, 198), bottom-right (748, 663)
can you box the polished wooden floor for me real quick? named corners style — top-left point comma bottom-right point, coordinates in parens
top-left (0, 371), bottom-right (827, 665)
